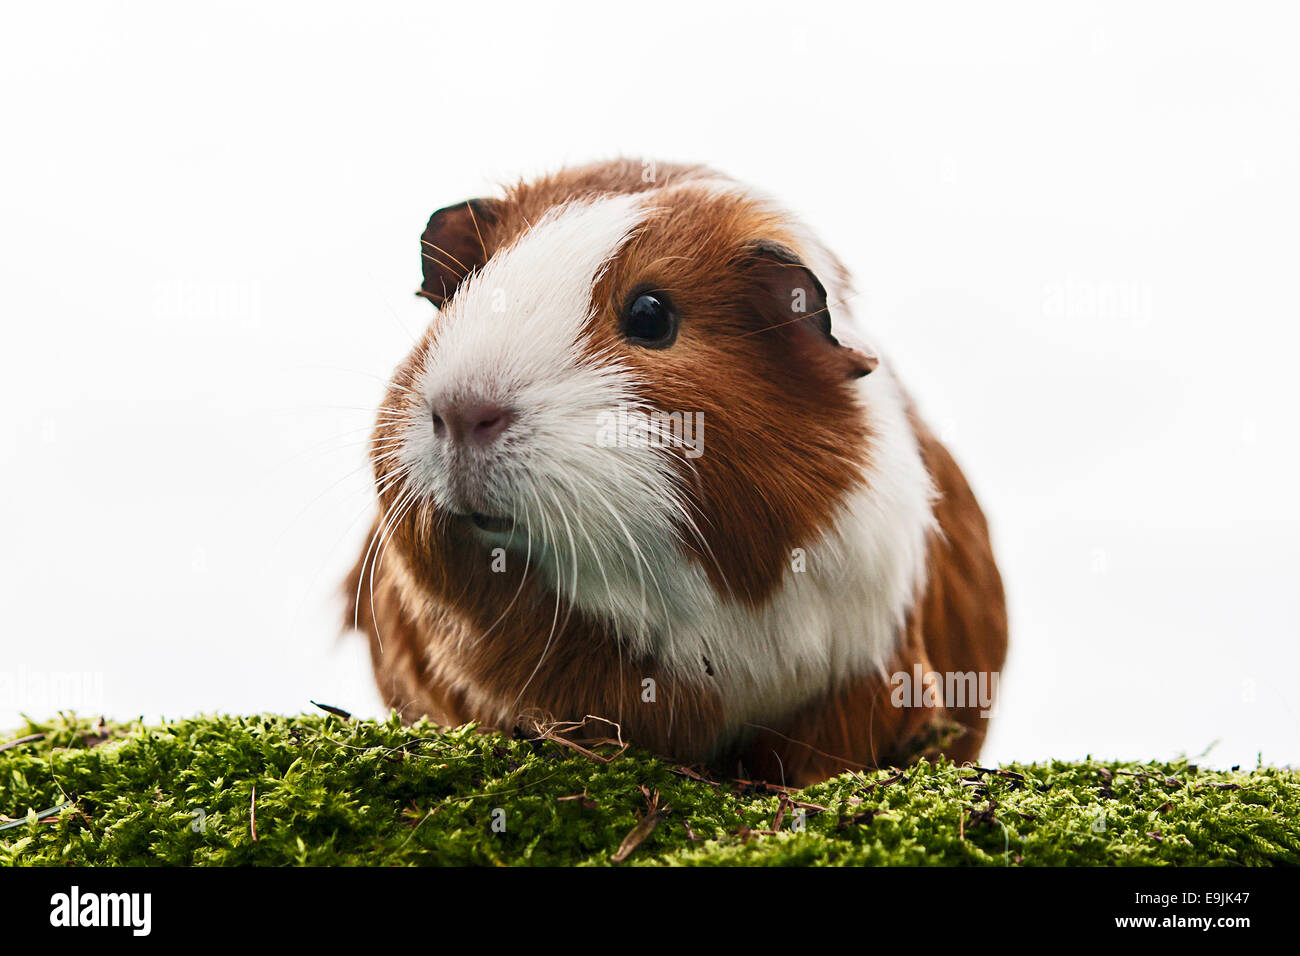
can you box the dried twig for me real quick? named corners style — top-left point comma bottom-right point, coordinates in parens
top-left (556, 789), bottom-right (597, 809)
top-left (967, 765), bottom-right (1026, 781)
top-left (670, 767), bottom-right (829, 812)
top-left (770, 793), bottom-right (790, 832)
top-left (0, 802), bottom-right (71, 832)
top-left (672, 765), bottom-right (721, 786)
top-left (310, 700), bottom-right (353, 720)
top-left (611, 789), bottom-right (668, 863)
top-left (526, 715), bottom-right (629, 763)
top-left (1115, 770), bottom-right (1181, 787)
top-left (0, 733), bottom-right (45, 754)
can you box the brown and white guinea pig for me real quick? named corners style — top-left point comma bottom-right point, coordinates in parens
top-left (344, 159), bottom-right (1007, 786)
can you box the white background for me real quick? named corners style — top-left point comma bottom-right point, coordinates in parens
top-left (2, 2), bottom-right (1297, 768)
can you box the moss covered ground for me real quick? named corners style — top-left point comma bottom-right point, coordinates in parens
top-left (1, 713), bottom-right (1296, 866)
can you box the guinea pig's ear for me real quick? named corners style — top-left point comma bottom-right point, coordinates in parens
top-left (418, 198), bottom-right (502, 308)
top-left (742, 240), bottom-right (879, 379)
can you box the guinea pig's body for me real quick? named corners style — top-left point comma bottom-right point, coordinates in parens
top-left (345, 160), bottom-right (1007, 785)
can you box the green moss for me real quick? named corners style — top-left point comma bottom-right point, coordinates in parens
top-left (1, 713), bottom-right (1296, 866)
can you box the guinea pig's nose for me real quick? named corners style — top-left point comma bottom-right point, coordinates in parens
top-left (432, 400), bottom-right (514, 446)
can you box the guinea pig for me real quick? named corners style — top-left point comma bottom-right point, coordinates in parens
top-left (344, 159), bottom-right (1007, 786)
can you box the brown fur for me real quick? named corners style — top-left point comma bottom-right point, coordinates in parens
top-left (736, 414), bottom-right (1008, 784)
top-left (345, 161), bottom-right (1008, 785)
top-left (583, 185), bottom-right (872, 604)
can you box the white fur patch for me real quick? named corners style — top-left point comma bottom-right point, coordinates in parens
top-left (398, 195), bottom-right (709, 635)
top-left (659, 364), bottom-right (936, 737)
top-left (394, 185), bottom-right (935, 748)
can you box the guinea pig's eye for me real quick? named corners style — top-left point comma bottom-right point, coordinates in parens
top-left (620, 291), bottom-right (678, 348)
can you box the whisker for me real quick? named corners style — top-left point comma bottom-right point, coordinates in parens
top-left (509, 483), bottom-right (565, 714)
top-left (420, 246), bottom-right (468, 280)
top-left (462, 507), bottom-right (534, 652)
top-left (465, 201), bottom-right (490, 262)
top-left (419, 237), bottom-right (471, 276)
top-left (353, 469), bottom-right (411, 639)
top-left (735, 287), bottom-right (866, 339)
top-left (369, 484), bottom-right (421, 650)
top-left (294, 365), bottom-right (425, 399)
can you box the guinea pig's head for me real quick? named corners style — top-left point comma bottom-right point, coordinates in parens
top-left (373, 174), bottom-right (878, 638)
